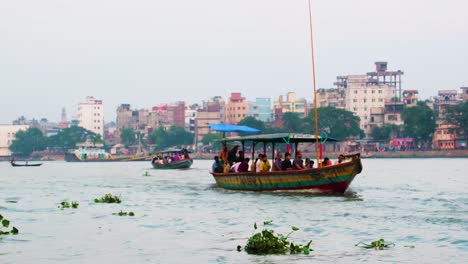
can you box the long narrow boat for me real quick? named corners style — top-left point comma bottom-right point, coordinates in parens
top-left (11, 162), bottom-right (43, 167)
top-left (151, 149), bottom-right (193, 170)
top-left (210, 133), bottom-right (362, 193)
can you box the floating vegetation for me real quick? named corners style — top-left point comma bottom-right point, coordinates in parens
top-left (237, 220), bottom-right (312, 255)
top-left (94, 194), bottom-right (121, 204)
top-left (356, 239), bottom-right (395, 250)
top-left (0, 214), bottom-right (19, 235)
top-left (112, 210), bottom-right (135, 216)
top-left (404, 245), bottom-right (415, 249)
top-left (59, 201), bottom-right (79, 209)
top-left (142, 171), bottom-right (150, 177)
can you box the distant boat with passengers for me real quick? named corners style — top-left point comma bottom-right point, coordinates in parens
top-left (65, 142), bottom-right (128, 162)
top-left (151, 149), bottom-right (193, 169)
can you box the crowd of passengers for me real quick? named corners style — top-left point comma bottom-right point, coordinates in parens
top-left (152, 149), bottom-right (190, 165)
top-left (212, 144), bottom-right (346, 173)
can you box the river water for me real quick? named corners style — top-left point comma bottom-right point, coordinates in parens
top-left (0, 159), bottom-right (467, 263)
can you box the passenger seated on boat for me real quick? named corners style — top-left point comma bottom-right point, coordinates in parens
top-left (293, 152), bottom-right (305, 170)
top-left (273, 152), bottom-right (283, 171)
top-left (230, 160), bottom-right (242, 172)
top-left (172, 154), bottom-right (180, 162)
top-left (281, 152), bottom-right (293, 170)
top-left (305, 158), bottom-right (314, 169)
top-left (335, 154), bottom-right (345, 164)
top-left (323, 157), bottom-right (332, 166)
top-left (212, 156), bottom-right (223, 173)
top-left (251, 154), bottom-right (263, 172)
top-left (260, 154), bottom-right (272, 172)
top-left (238, 158), bottom-right (250, 172)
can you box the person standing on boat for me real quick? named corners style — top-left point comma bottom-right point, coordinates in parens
top-left (259, 154), bottom-right (271, 172)
top-left (273, 152), bottom-right (283, 171)
top-left (281, 152), bottom-right (293, 170)
top-left (293, 152), bottom-right (305, 170)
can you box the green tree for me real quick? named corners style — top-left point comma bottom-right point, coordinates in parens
top-left (201, 133), bottom-right (223, 146)
top-left (401, 101), bottom-right (436, 144)
top-left (148, 126), bottom-right (193, 150)
top-left (237, 116), bottom-right (265, 135)
top-left (9, 127), bottom-right (47, 157)
top-left (120, 127), bottom-right (136, 147)
top-left (444, 101), bottom-right (468, 147)
top-left (48, 126), bottom-right (102, 150)
top-left (282, 112), bottom-right (303, 132)
top-left (370, 124), bottom-right (401, 141)
top-left (304, 107), bottom-right (364, 139)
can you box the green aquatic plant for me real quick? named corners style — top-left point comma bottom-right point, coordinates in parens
top-left (94, 194), bottom-right (121, 204)
top-left (355, 239), bottom-right (395, 250)
top-left (238, 220), bottom-right (312, 255)
top-left (142, 171), bottom-right (150, 177)
top-left (0, 214), bottom-right (19, 235)
top-left (59, 201), bottom-right (70, 209)
top-left (59, 201), bottom-right (79, 209)
top-left (112, 210), bottom-right (135, 216)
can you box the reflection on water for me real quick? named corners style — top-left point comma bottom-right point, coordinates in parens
top-left (0, 158), bottom-right (467, 263)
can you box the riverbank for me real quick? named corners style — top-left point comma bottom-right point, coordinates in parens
top-left (1, 149), bottom-right (467, 161)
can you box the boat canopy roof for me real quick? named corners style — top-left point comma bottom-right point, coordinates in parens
top-left (209, 123), bottom-right (261, 133)
top-left (220, 133), bottom-right (339, 144)
top-left (154, 149), bottom-right (191, 154)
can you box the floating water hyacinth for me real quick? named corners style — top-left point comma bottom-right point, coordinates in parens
top-left (356, 239), bottom-right (395, 250)
top-left (112, 210), bottom-right (135, 216)
top-left (0, 214), bottom-right (19, 235)
top-left (94, 194), bottom-right (121, 203)
top-left (59, 201), bottom-right (79, 209)
top-left (237, 220), bottom-right (312, 255)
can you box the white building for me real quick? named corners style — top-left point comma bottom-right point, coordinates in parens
top-left (0, 125), bottom-right (29, 156)
top-left (78, 96), bottom-right (104, 137)
top-left (344, 75), bottom-right (395, 134)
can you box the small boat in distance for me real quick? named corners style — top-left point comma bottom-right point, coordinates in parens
top-left (210, 134), bottom-right (362, 193)
top-left (10, 159), bottom-right (42, 167)
top-left (151, 149), bottom-right (193, 170)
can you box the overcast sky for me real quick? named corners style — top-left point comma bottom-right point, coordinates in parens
top-left (0, 0), bottom-right (466, 123)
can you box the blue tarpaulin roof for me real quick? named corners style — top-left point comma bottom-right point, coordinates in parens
top-left (209, 123), bottom-right (261, 133)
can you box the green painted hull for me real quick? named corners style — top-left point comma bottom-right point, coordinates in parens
top-left (152, 159), bottom-right (193, 170)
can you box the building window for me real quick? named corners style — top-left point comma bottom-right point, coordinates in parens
top-left (364, 107), bottom-right (368, 111)
top-left (354, 90), bottom-right (358, 94)
top-left (372, 99), bottom-right (375, 102)
top-left (379, 98), bottom-right (383, 102)
top-left (364, 90), bottom-right (367, 94)
top-left (372, 90), bottom-right (375, 94)
top-left (378, 90), bottom-right (382, 93)
top-left (363, 99), bottom-right (367, 103)
top-left (364, 116), bottom-right (368, 119)
top-left (353, 107), bottom-right (357, 111)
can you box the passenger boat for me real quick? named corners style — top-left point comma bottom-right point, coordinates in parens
top-left (151, 149), bottom-right (193, 170)
top-left (210, 133), bottom-right (362, 193)
top-left (65, 142), bottom-right (127, 162)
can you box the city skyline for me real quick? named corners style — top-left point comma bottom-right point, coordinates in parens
top-left (1, 0), bottom-right (467, 123)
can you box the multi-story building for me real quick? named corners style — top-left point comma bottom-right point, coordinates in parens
top-left (249, 97), bottom-right (272, 122)
top-left (316, 88), bottom-right (345, 108)
top-left (433, 90), bottom-right (463, 123)
top-left (194, 97), bottom-right (224, 147)
top-left (432, 124), bottom-right (462, 149)
top-left (273, 92), bottom-right (308, 118)
top-left (185, 104), bottom-right (199, 134)
top-left (116, 104), bottom-right (133, 130)
top-left (402, 90), bottom-right (419, 106)
top-left (343, 75), bottom-right (395, 134)
top-left (461, 87), bottom-right (468, 102)
top-left (0, 124), bottom-right (29, 156)
top-left (225, 93), bottom-right (249, 124)
top-left (78, 96), bottom-right (104, 137)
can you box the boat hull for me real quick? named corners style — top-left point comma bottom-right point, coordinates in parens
top-left (211, 154), bottom-right (362, 193)
top-left (11, 163), bottom-right (42, 167)
top-left (64, 153), bottom-right (128, 162)
top-left (152, 159), bottom-right (193, 170)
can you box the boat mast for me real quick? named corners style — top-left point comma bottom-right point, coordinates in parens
top-left (307, 0), bottom-right (321, 167)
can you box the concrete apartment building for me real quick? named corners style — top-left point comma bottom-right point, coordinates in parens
top-left (225, 93), bottom-right (249, 124)
top-left (0, 124), bottom-right (29, 156)
top-left (316, 88), bottom-right (346, 108)
top-left (273, 92), bottom-right (308, 117)
top-left (249, 97), bottom-right (272, 122)
top-left (78, 96), bottom-right (104, 137)
top-left (194, 97), bottom-right (224, 147)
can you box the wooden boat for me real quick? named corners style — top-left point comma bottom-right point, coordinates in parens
top-left (151, 149), bottom-right (193, 170)
top-left (11, 162), bottom-right (43, 167)
top-left (210, 134), bottom-right (362, 193)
